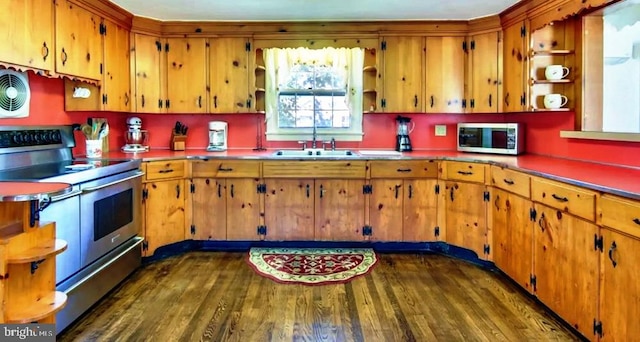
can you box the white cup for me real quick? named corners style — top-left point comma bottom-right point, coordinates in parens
top-left (543, 94), bottom-right (568, 109)
top-left (545, 65), bottom-right (570, 80)
top-left (86, 139), bottom-right (103, 158)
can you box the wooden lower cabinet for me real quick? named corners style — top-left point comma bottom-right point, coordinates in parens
top-left (492, 188), bottom-right (534, 292)
top-left (264, 179), bottom-right (314, 240)
top-left (369, 179), bottom-right (403, 241)
top-left (403, 179), bottom-right (439, 242)
top-left (142, 179), bottom-right (185, 256)
top-left (444, 181), bottom-right (489, 259)
top-left (190, 178), bottom-right (261, 241)
top-left (599, 228), bottom-right (640, 341)
top-left (533, 203), bottom-right (598, 339)
top-left (315, 179), bottom-right (366, 241)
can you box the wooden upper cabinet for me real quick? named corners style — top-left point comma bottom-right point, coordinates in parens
top-left (165, 37), bottom-right (207, 113)
top-left (0, 0), bottom-right (54, 72)
top-left (380, 36), bottom-right (424, 112)
top-left (102, 19), bottom-right (130, 112)
top-left (209, 37), bottom-right (252, 113)
top-left (424, 36), bottom-right (465, 113)
top-left (54, 0), bottom-right (103, 81)
top-left (502, 21), bottom-right (528, 112)
top-left (468, 32), bottom-right (501, 113)
top-left (133, 34), bottom-right (165, 113)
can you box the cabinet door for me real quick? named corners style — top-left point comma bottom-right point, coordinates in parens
top-left (191, 178), bottom-right (226, 240)
top-left (534, 204), bottom-right (598, 338)
top-left (445, 181), bottom-right (488, 259)
top-left (54, 0), bottom-right (103, 80)
top-left (143, 180), bottom-right (185, 257)
top-left (0, 0), bottom-right (53, 71)
top-left (492, 189), bottom-right (534, 292)
top-left (600, 229), bottom-right (640, 341)
top-left (264, 179), bottom-right (314, 240)
top-left (425, 37), bottom-right (465, 113)
top-left (369, 179), bottom-right (403, 241)
top-left (226, 178), bottom-right (261, 241)
top-left (403, 179), bottom-right (439, 242)
top-left (381, 37), bottom-right (424, 112)
top-left (469, 32), bottom-right (500, 113)
top-left (209, 37), bottom-right (251, 113)
top-left (315, 179), bottom-right (365, 241)
top-left (165, 37), bottom-right (207, 113)
top-left (502, 21), bottom-right (528, 112)
top-left (133, 34), bottom-right (164, 113)
top-left (102, 19), bottom-right (131, 112)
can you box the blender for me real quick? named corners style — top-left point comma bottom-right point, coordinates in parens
top-left (396, 115), bottom-right (414, 152)
top-left (207, 121), bottom-right (228, 151)
top-left (122, 116), bottom-right (149, 152)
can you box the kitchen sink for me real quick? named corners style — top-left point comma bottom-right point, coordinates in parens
top-left (271, 149), bottom-right (358, 158)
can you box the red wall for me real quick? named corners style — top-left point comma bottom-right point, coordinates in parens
top-left (2, 73), bottom-right (639, 168)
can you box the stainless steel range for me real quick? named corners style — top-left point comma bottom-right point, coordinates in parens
top-left (0, 125), bottom-right (143, 333)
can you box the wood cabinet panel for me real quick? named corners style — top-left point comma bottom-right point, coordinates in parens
top-left (133, 34), bottom-right (164, 113)
top-left (490, 165), bottom-right (531, 198)
top-left (369, 160), bottom-right (438, 178)
top-left (531, 177), bottom-right (596, 221)
top-left (102, 19), bottom-right (131, 112)
top-left (144, 160), bottom-right (187, 181)
top-left (315, 180), bottom-right (365, 241)
top-left (191, 160), bottom-right (260, 178)
top-left (403, 179), bottom-right (439, 242)
top-left (0, 0), bottom-right (54, 72)
top-left (54, 0), bottom-right (103, 80)
top-left (143, 180), bottom-right (185, 256)
top-left (533, 204), bottom-right (598, 338)
top-left (381, 36), bottom-right (424, 112)
top-left (425, 37), bottom-right (465, 113)
top-left (226, 178), bottom-right (261, 241)
top-left (209, 37), bottom-right (251, 113)
top-left (262, 161), bottom-right (366, 178)
top-left (165, 37), bottom-right (207, 113)
top-left (469, 32), bottom-right (501, 113)
top-left (445, 181), bottom-right (488, 259)
top-left (444, 161), bottom-right (486, 183)
top-left (190, 178), bottom-right (226, 240)
top-left (502, 21), bottom-right (528, 112)
top-left (600, 194), bottom-right (640, 239)
top-left (369, 179), bottom-right (404, 241)
top-left (264, 179), bottom-right (314, 240)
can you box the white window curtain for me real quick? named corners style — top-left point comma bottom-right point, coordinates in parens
top-left (263, 47), bottom-right (364, 141)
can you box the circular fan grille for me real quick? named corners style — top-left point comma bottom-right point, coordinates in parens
top-left (0, 72), bottom-right (28, 112)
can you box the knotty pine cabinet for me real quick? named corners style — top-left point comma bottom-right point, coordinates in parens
top-left (502, 21), bottom-right (528, 112)
top-left (209, 37), bottom-right (254, 113)
top-left (379, 36), bottom-right (424, 112)
top-left (0, 0), bottom-right (54, 73)
top-left (101, 19), bottom-right (131, 111)
top-left (467, 31), bottom-right (502, 113)
top-left (132, 34), bottom-right (165, 113)
top-left (165, 37), bottom-right (208, 113)
top-left (264, 179), bottom-right (315, 240)
top-left (424, 37), bottom-right (465, 113)
top-left (315, 179), bottom-right (366, 241)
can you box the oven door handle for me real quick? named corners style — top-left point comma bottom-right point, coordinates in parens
top-left (49, 189), bottom-right (83, 202)
top-left (82, 172), bottom-right (144, 193)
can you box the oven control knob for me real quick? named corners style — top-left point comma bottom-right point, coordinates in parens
top-left (51, 130), bottom-right (61, 143)
top-left (11, 133), bottom-right (21, 144)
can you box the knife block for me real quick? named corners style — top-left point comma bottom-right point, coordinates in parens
top-left (170, 133), bottom-right (187, 151)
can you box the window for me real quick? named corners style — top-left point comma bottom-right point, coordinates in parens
top-left (264, 47), bottom-right (364, 141)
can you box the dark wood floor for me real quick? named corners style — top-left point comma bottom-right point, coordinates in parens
top-left (59, 252), bottom-right (580, 341)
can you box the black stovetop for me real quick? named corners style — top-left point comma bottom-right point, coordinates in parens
top-left (0, 159), bottom-right (139, 185)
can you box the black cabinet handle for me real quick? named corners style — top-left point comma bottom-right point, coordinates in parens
top-left (395, 184), bottom-right (401, 199)
top-left (450, 187), bottom-right (454, 202)
top-left (538, 213), bottom-right (546, 232)
top-left (176, 185), bottom-right (180, 199)
top-left (158, 169), bottom-right (174, 174)
top-left (214, 95), bottom-right (218, 108)
top-left (61, 48), bottom-right (68, 66)
top-left (457, 171), bottom-right (473, 176)
top-left (306, 184), bottom-right (310, 198)
top-left (489, 94), bottom-right (492, 107)
top-left (494, 194), bottom-right (500, 210)
top-left (504, 92), bottom-right (510, 107)
top-left (198, 96), bottom-right (202, 108)
top-left (633, 218), bottom-right (640, 225)
top-left (414, 95), bottom-right (418, 107)
top-left (141, 95), bottom-right (145, 108)
top-left (319, 184), bottom-right (324, 198)
top-left (408, 185), bottom-right (413, 199)
top-left (218, 167), bottom-right (233, 172)
top-left (217, 183), bottom-right (221, 198)
top-left (124, 93), bottom-right (130, 106)
top-left (503, 178), bottom-right (515, 185)
top-left (230, 184), bottom-right (234, 198)
top-left (608, 241), bottom-right (618, 268)
top-left (552, 194), bottom-right (569, 202)
top-left (397, 168), bottom-right (412, 173)
top-left (430, 95), bottom-right (434, 108)
top-left (42, 42), bottom-right (49, 61)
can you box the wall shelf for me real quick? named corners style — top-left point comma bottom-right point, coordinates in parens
top-left (531, 50), bottom-right (574, 56)
top-left (531, 79), bottom-right (573, 85)
top-left (6, 291), bottom-right (68, 323)
top-left (530, 108), bottom-right (572, 112)
top-left (7, 239), bottom-right (67, 264)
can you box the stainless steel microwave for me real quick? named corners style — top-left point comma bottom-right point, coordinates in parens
top-left (457, 123), bottom-right (524, 155)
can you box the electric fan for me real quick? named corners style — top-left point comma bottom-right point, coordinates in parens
top-left (0, 70), bottom-right (30, 118)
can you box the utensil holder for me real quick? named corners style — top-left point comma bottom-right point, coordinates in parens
top-left (171, 133), bottom-right (187, 151)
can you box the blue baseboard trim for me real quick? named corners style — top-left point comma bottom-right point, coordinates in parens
top-left (143, 240), bottom-right (496, 270)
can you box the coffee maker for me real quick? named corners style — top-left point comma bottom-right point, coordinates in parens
top-left (122, 116), bottom-right (149, 152)
top-left (207, 121), bottom-right (227, 151)
top-left (396, 115), bottom-right (414, 152)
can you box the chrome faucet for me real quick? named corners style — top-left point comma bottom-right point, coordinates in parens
top-left (311, 124), bottom-right (318, 148)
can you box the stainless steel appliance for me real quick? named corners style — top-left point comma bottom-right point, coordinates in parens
top-left (0, 125), bottom-right (143, 333)
top-left (396, 115), bottom-right (413, 152)
top-left (457, 123), bottom-right (524, 155)
top-left (207, 121), bottom-right (227, 151)
top-left (122, 116), bottom-right (149, 153)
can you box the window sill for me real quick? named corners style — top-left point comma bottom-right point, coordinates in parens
top-left (266, 132), bottom-right (364, 142)
top-left (560, 131), bottom-right (640, 143)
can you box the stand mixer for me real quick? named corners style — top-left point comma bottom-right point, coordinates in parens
top-left (121, 116), bottom-right (149, 153)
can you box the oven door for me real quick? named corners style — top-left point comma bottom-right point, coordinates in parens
top-left (80, 170), bottom-right (143, 268)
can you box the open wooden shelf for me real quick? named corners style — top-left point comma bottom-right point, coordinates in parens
top-left (6, 291), bottom-right (67, 323)
top-left (530, 108), bottom-right (572, 112)
top-left (7, 239), bottom-right (68, 264)
top-left (531, 79), bottom-right (573, 85)
top-left (530, 49), bottom-right (574, 56)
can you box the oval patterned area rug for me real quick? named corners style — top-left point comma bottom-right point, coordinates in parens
top-left (246, 248), bottom-right (378, 286)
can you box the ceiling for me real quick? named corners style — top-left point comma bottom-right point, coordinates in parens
top-left (108, 0), bottom-right (522, 22)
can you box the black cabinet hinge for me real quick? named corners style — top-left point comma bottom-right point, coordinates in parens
top-left (142, 240), bottom-right (149, 251)
top-left (462, 99), bottom-right (467, 108)
top-left (100, 63), bottom-right (103, 75)
top-left (190, 225), bottom-right (196, 235)
top-left (102, 94), bottom-right (107, 105)
top-left (381, 41), bottom-right (387, 50)
top-left (530, 274), bottom-right (537, 291)
top-left (520, 25), bottom-right (526, 37)
top-left (158, 99), bottom-right (163, 108)
top-left (245, 41), bottom-right (251, 51)
top-left (470, 99), bottom-right (475, 108)
top-left (434, 226), bottom-right (440, 237)
top-left (529, 208), bottom-right (537, 221)
top-left (363, 184), bottom-right (373, 194)
top-left (520, 93), bottom-right (526, 106)
top-left (165, 43), bottom-right (169, 52)
top-left (593, 320), bottom-right (603, 338)
top-left (190, 183), bottom-right (195, 193)
top-left (166, 99), bottom-right (171, 108)
top-left (435, 184), bottom-right (440, 194)
top-left (483, 191), bottom-right (490, 202)
top-left (380, 98), bottom-right (386, 108)
top-left (257, 225), bottom-right (267, 235)
top-left (155, 40), bottom-right (162, 51)
top-left (142, 188), bottom-right (149, 201)
top-left (462, 40), bottom-right (467, 52)
top-left (470, 40), bottom-right (475, 50)
top-left (483, 244), bottom-right (490, 255)
top-left (594, 234), bottom-right (603, 252)
top-left (99, 23), bottom-right (106, 35)
top-left (362, 225), bottom-right (373, 236)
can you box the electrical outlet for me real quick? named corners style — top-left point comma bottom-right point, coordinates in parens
top-left (435, 125), bottom-right (447, 136)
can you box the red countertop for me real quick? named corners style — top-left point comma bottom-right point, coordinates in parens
top-left (0, 182), bottom-right (71, 202)
top-left (103, 148), bottom-right (640, 199)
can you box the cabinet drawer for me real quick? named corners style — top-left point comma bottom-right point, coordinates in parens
top-left (601, 195), bottom-right (640, 238)
top-left (369, 160), bottom-right (438, 178)
top-left (192, 160), bottom-right (260, 178)
top-left (144, 160), bottom-right (186, 181)
top-left (490, 166), bottom-right (531, 198)
top-left (444, 161), bottom-right (485, 183)
top-left (262, 161), bottom-right (366, 179)
top-left (531, 177), bottom-right (596, 221)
